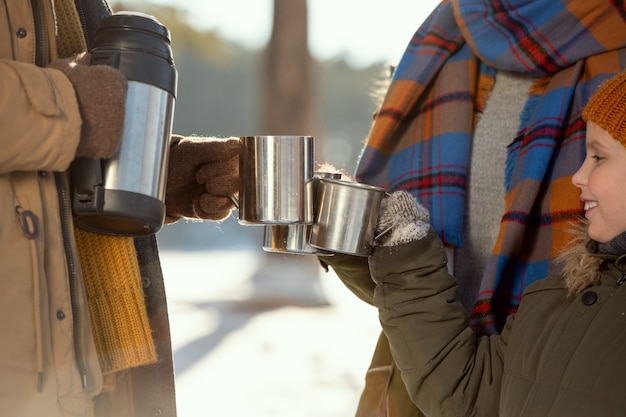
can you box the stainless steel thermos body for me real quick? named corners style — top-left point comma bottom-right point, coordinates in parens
top-left (70, 12), bottom-right (177, 236)
top-left (104, 82), bottom-right (173, 201)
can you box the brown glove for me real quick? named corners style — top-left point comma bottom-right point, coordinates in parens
top-left (47, 52), bottom-right (127, 159)
top-left (165, 135), bottom-right (240, 222)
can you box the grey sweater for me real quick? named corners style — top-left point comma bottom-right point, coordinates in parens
top-left (452, 71), bottom-right (535, 310)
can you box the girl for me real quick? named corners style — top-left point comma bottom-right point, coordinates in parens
top-left (326, 70), bottom-right (626, 417)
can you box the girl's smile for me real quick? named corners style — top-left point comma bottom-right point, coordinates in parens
top-left (582, 200), bottom-right (598, 212)
top-left (572, 121), bottom-right (626, 243)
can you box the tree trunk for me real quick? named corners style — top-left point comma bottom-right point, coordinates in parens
top-left (254, 0), bottom-right (327, 308)
top-left (261, 0), bottom-right (320, 136)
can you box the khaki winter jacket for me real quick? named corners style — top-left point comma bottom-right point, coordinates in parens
top-left (369, 230), bottom-right (626, 417)
top-left (0, 1), bottom-right (176, 416)
top-left (0, 1), bottom-right (103, 416)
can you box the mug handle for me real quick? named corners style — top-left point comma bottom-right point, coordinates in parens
top-left (374, 225), bottom-right (393, 241)
top-left (373, 192), bottom-right (393, 242)
top-left (229, 194), bottom-right (240, 209)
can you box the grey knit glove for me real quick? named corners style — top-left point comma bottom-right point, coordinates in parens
top-left (374, 191), bottom-right (431, 247)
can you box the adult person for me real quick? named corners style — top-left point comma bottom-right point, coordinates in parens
top-left (319, 0), bottom-right (626, 415)
top-left (360, 68), bottom-right (626, 416)
top-left (0, 0), bottom-right (238, 416)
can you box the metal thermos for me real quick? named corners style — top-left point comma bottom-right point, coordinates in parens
top-left (70, 12), bottom-right (177, 236)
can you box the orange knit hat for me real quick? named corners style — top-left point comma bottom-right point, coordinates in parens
top-left (583, 71), bottom-right (626, 147)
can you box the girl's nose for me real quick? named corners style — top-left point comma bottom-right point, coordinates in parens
top-left (571, 160), bottom-right (588, 189)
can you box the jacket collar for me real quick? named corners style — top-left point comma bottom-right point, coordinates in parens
top-left (586, 239), bottom-right (626, 273)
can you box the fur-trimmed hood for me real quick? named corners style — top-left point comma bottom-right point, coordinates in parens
top-left (556, 223), bottom-right (626, 297)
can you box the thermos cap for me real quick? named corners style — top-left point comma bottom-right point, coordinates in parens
top-left (96, 11), bottom-right (171, 39)
top-left (90, 11), bottom-right (177, 96)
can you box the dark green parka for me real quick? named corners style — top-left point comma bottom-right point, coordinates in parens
top-left (324, 229), bottom-right (626, 417)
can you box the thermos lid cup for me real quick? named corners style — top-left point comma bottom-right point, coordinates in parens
top-left (91, 12), bottom-right (177, 96)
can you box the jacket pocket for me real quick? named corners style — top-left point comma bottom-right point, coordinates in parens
top-left (355, 331), bottom-right (427, 417)
top-left (356, 364), bottom-right (395, 417)
top-left (0, 199), bottom-right (43, 392)
top-left (355, 362), bottom-right (427, 417)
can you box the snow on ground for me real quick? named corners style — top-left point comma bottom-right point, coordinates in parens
top-left (160, 248), bottom-right (381, 417)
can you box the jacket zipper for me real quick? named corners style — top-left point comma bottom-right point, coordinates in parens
top-left (74, 0), bottom-right (113, 49)
top-left (26, 0), bottom-right (53, 392)
top-left (30, 0), bottom-right (88, 392)
top-left (73, 0), bottom-right (91, 48)
top-left (55, 173), bottom-right (89, 389)
top-left (30, 0), bottom-right (49, 66)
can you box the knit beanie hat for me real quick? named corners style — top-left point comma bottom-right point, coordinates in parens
top-left (583, 71), bottom-right (626, 148)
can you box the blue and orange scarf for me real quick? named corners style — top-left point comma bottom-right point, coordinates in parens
top-left (355, 0), bottom-right (626, 334)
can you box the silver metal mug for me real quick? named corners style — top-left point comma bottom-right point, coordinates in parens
top-left (262, 223), bottom-right (320, 255)
top-left (309, 179), bottom-right (387, 256)
top-left (236, 135), bottom-right (314, 225)
top-left (262, 171), bottom-right (341, 255)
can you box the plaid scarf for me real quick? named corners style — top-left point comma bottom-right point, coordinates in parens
top-left (355, 0), bottom-right (626, 334)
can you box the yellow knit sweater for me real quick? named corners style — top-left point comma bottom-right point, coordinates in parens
top-left (53, 0), bottom-right (157, 387)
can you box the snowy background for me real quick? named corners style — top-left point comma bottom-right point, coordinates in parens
top-left (160, 246), bottom-right (381, 417)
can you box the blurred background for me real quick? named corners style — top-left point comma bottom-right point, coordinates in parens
top-left (112, 1), bottom-right (438, 415)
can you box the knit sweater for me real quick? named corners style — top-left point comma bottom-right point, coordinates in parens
top-left (453, 71), bottom-right (535, 310)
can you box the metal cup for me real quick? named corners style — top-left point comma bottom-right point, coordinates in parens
top-left (235, 135), bottom-right (314, 225)
top-left (309, 179), bottom-right (387, 256)
top-left (262, 171), bottom-right (341, 255)
top-left (262, 223), bottom-right (321, 255)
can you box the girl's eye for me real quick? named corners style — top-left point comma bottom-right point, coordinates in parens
top-left (591, 154), bottom-right (604, 162)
